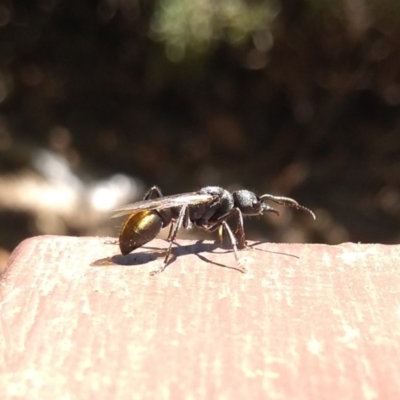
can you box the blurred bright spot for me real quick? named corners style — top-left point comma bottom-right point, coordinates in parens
top-left (31, 149), bottom-right (82, 190)
top-left (91, 187), bottom-right (117, 211)
top-left (36, 184), bottom-right (78, 209)
top-left (253, 29), bottom-right (273, 52)
top-left (307, 338), bottom-right (323, 355)
top-left (0, 175), bottom-right (79, 216)
top-left (89, 174), bottom-right (143, 211)
top-left (151, 0), bottom-right (279, 61)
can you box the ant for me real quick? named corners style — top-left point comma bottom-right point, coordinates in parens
top-left (112, 186), bottom-right (316, 275)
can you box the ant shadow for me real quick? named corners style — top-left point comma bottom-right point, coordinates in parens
top-left (91, 239), bottom-right (244, 273)
top-left (91, 244), bottom-right (162, 267)
top-left (246, 241), bottom-right (300, 259)
top-left (168, 240), bottom-right (245, 273)
top-left (91, 238), bottom-right (300, 273)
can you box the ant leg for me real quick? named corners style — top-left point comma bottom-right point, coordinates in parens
top-left (229, 208), bottom-right (246, 249)
top-left (202, 208), bottom-right (246, 249)
top-left (221, 221), bottom-right (246, 273)
top-left (166, 211), bottom-right (192, 241)
top-left (104, 238), bottom-right (119, 245)
top-left (218, 225), bottom-right (223, 245)
top-left (144, 186), bottom-right (163, 200)
top-left (214, 208), bottom-right (247, 249)
top-left (201, 219), bottom-right (223, 240)
top-left (166, 222), bottom-right (175, 240)
top-left (202, 221), bottom-right (245, 273)
top-left (150, 205), bottom-right (188, 275)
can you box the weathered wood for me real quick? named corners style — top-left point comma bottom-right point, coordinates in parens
top-left (1, 236), bottom-right (400, 399)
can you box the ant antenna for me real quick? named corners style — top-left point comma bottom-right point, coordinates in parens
top-left (259, 194), bottom-right (316, 220)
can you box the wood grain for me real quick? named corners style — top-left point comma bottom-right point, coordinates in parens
top-left (1, 236), bottom-right (400, 399)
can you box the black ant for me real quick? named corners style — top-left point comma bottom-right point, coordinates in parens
top-left (112, 186), bottom-right (315, 275)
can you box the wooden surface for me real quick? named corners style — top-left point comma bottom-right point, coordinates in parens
top-left (1, 236), bottom-right (400, 399)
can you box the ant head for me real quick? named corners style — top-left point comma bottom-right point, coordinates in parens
top-left (233, 190), bottom-right (279, 216)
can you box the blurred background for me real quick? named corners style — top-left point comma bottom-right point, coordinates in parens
top-left (0, 0), bottom-right (399, 271)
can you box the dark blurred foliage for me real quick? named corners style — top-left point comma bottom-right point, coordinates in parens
top-left (0, 0), bottom-right (400, 268)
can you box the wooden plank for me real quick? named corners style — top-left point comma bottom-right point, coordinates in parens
top-left (1, 236), bottom-right (400, 399)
